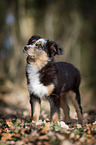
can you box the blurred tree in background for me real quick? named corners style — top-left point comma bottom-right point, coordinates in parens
top-left (0, 0), bottom-right (96, 110)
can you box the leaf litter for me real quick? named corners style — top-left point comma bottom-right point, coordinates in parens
top-left (0, 111), bottom-right (96, 145)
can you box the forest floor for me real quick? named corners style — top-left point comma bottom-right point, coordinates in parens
top-left (0, 80), bottom-right (96, 145)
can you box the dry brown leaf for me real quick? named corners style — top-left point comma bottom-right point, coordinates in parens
top-left (26, 134), bottom-right (39, 142)
top-left (86, 138), bottom-right (92, 143)
top-left (6, 120), bottom-right (15, 130)
top-left (87, 129), bottom-right (91, 135)
top-left (6, 121), bottom-right (12, 126)
top-left (21, 136), bottom-right (29, 143)
top-left (20, 128), bottom-right (26, 135)
top-left (79, 136), bottom-right (86, 143)
top-left (39, 135), bottom-right (49, 140)
top-left (61, 139), bottom-right (74, 145)
top-left (0, 128), bottom-right (2, 133)
top-left (56, 133), bottom-right (65, 140)
top-left (87, 134), bottom-right (92, 138)
top-left (1, 132), bottom-right (14, 140)
top-left (41, 123), bottom-right (50, 133)
top-left (15, 141), bottom-right (25, 145)
top-left (75, 134), bottom-right (80, 140)
top-left (66, 130), bottom-right (70, 134)
top-left (47, 131), bottom-right (54, 137)
top-left (43, 141), bottom-right (50, 145)
top-left (69, 132), bottom-right (75, 139)
top-left (37, 141), bottom-right (42, 145)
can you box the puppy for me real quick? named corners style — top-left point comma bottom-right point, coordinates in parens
top-left (23, 35), bottom-right (83, 123)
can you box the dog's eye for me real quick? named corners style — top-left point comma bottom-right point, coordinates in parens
top-left (36, 42), bottom-right (42, 47)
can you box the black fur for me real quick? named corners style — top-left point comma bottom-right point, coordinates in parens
top-left (39, 60), bottom-right (58, 86)
top-left (39, 61), bottom-right (82, 117)
top-left (27, 35), bottom-right (41, 45)
top-left (46, 40), bottom-right (63, 57)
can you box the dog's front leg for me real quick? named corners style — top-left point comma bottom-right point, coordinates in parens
top-left (48, 94), bottom-right (60, 122)
top-left (30, 95), bottom-right (41, 121)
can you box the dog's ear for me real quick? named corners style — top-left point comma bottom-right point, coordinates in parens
top-left (27, 35), bottom-right (41, 45)
top-left (47, 40), bottom-right (63, 56)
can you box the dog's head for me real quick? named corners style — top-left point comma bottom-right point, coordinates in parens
top-left (23, 35), bottom-right (63, 62)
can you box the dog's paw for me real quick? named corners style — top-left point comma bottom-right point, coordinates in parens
top-left (51, 112), bottom-right (59, 123)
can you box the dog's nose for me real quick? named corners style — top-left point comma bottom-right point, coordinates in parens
top-left (24, 45), bottom-right (29, 51)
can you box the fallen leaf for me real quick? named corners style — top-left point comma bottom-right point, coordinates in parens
top-left (61, 139), bottom-right (74, 145)
top-left (0, 128), bottom-right (2, 133)
top-left (36, 120), bottom-right (43, 126)
top-left (1, 132), bottom-right (14, 140)
top-left (6, 120), bottom-right (12, 126)
top-left (69, 132), bottom-right (75, 139)
top-left (43, 141), bottom-right (50, 145)
top-left (66, 130), bottom-right (70, 134)
top-left (47, 131), bottom-right (54, 137)
top-left (39, 135), bottom-right (49, 140)
top-left (75, 134), bottom-right (80, 140)
top-left (76, 124), bottom-right (82, 129)
top-left (56, 133), bottom-right (65, 140)
top-left (15, 140), bottom-right (25, 145)
top-left (37, 141), bottom-right (42, 145)
top-left (59, 121), bottom-right (69, 130)
top-left (41, 123), bottom-right (50, 133)
top-left (87, 129), bottom-right (91, 135)
top-left (79, 136), bottom-right (86, 143)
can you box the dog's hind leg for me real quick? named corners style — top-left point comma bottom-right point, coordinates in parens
top-left (30, 95), bottom-right (41, 121)
top-left (75, 89), bottom-right (83, 114)
top-left (61, 93), bottom-right (71, 123)
top-left (69, 91), bottom-right (83, 122)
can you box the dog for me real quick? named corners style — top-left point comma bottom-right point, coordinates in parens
top-left (23, 35), bottom-right (83, 123)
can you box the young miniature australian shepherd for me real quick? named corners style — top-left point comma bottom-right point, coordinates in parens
top-left (23, 35), bottom-right (83, 123)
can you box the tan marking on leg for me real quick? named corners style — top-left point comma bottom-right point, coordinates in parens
top-left (69, 91), bottom-right (83, 121)
top-left (60, 92), bottom-right (71, 123)
top-left (51, 112), bottom-right (59, 122)
top-left (46, 84), bottom-right (54, 96)
top-left (32, 101), bottom-right (40, 121)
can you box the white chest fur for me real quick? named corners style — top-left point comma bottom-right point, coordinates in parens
top-left (26, 64), bottom-right (48, 99)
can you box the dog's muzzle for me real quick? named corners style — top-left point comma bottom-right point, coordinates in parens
top-left (24, 45), bottom-right (32, 51)
top-left (23, 45), bottom-right (35, 58)
top-left (23, 45), bottom-right (31, 56)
